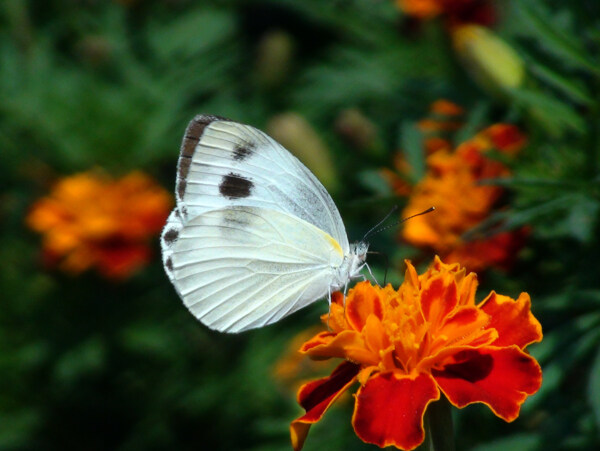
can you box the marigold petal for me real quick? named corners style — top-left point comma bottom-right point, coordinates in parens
top-left (480, 292), bottom-right (543, 348)
top-left (433, 307), bottom-right (495, 350)
top-left (433, 347), bottom-right (542, 422)
top-left (363, 314), bottom-right (390, 358)
top-left (486, 124), bottom-right (526, 155)
top-left (346, 282), bottom-right (384, 331)
top-left (421, 277), bottom-right (458, 327)
top-left (301, 330), bottom-right (379, 366)
top-left (404, 260), bottom-right (420, 289)
top-left (299, 331), bottom-right (336, 354)
top-left (290, 361), bottom-right (360, 451)
top-left (320, 293), bottom-right (347, 332)
top-left (430, 99), bottom-right (465, 116)
top-left (352, 372), bottom-right (440, 450)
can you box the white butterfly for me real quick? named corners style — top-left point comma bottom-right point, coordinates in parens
top-left (161, 115), bottom-right (368, 333)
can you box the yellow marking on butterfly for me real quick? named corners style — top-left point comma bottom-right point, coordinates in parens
top-left (325, 234), bottom-right (344, 257)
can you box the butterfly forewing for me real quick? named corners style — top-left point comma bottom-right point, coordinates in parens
top-left (174, 116), bottom-right (349, 250)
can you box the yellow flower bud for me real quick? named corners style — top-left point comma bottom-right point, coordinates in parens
top-left (254, 30), bottom-right (295, 88)
top-left (452, 25), bottom-right (525, 96)
top-left (267, 113), bottom-right (339, 193)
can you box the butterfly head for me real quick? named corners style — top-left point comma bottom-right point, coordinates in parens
top-left (348, 240), bottom-right (369, 275)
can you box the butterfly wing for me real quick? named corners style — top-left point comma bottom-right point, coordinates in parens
top-left (173, 115), bottom-right (348, 243)
top-left (171, 206), bottom-right (344, 333)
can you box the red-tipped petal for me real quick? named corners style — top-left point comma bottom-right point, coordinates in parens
top-left (346, 282), bottom-right (383, 331)
top-left (352, 372), bottom-right (440, 450)
top-left (421, 277), bottom-right (458, 328)
top-left (290, 361), bottom-right (360, 451)
top-left (480, 292), bottom-right (543, 348)
top-left (433, 347), bottom-right (542, 422)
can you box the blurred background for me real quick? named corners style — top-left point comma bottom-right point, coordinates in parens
top-left (2, 0), bottom-right (600, 450)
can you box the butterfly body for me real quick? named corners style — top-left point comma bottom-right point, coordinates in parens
top-left (162, 115), bottom-right (368, 333)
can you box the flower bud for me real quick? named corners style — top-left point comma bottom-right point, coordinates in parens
top-left (334, 109), bottom-right (384, 157)
top-left (267, 113), bottom-right (339, 192)
top-left (452, 25), bottom-right (525, 96)
top-left (255, 30), bottom-right (295, 88)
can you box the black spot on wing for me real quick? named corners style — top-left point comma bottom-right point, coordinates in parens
top-left (219, 173), bottom-right (253, 199)
top-left (165, 257), bottom-right (174, 272)
top-left (163, 228), bottom-right (179, 244)
top-left (233, 142), bottom-right (255, 161)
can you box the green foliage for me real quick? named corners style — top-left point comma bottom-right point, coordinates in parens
top-left (2, 0), bottom-right (600, 450)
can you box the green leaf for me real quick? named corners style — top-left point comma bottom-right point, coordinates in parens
top-left (400, 122), bottom-right (425, 183)
top-left (469, 433), bottom-right (540, 451)
top-left (454, 102), bottom-right (490, 145)
top-left (525, 322), bottom-right (600, 411)
top-left (52, 337), bottom-right (106, 384)
top-left (510, 88), bottom-right (586, 135)
top-left (564, 195), bottom-right (600, 243)
top-left (147, 9), bottom-right (236, 61)
top-left (512, 1), bottom-right (600, 75)
top-left (526, 57), bottom-right (593, 106)
top-left (589, 345), bottom-right (600, 430)
top-left (357, 169), bottom-right (394, 196)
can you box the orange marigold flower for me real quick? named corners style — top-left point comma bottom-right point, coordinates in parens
top-left (418, 99), bottom-right (465, 134)
top-left (400, 123), bottom-right (527, 272)
top-left (26, 170), bottom-right (172, 279)
top-left (290, 257), bottom-right (542, 451)
top-left (396, 0), bottom-right (496, 26)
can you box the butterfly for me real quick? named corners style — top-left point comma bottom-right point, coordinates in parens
top-left (161, 115), bottom-right (369, 333)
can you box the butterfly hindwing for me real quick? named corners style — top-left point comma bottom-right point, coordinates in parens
top-left (171, 206), bottom-right (345, 333)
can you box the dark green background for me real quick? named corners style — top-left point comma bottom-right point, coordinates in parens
top-left (2, 1), bottom-right (600, 450)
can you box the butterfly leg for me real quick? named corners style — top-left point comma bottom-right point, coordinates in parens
top-left (325, 287), bottom-right (332, 331)
top-left (364, 262), bottom-right (379, 285)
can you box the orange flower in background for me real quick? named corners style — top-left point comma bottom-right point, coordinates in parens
top-left (396, 0), bottom-right (496, 27)
top-left (401, 123), bottom-right (527, 272)
top-left (27, 170), bottom-right (172, 279)
top-left (418, 99), bottom-right (464, 134)
top-left (291, 257), bottom-right (542, 451)
top-left (383, 100), bottom-right (528, 272)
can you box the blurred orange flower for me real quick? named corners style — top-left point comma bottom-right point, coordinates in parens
top-left (401, 123), bottom-right (527, 272)
top-left (291, 257), bottom-right (542, 450)
top-left (27, 170), bottom-right (172, 279)
top-left (396, 0), bottom-right (496, 26)
top-left (384, 100), bottom-right (527, 272)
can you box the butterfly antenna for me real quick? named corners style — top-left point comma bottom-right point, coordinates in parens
top-left (363, 205), bottom-right (400, 242)
top-left (364, 206), bottom-right (436, 239)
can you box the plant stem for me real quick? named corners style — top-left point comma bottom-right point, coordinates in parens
top-left (424, 395), bottom-right (455, 451)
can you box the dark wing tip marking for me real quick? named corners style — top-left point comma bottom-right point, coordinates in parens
top-left (180, 114), bottom-right (231, 158)
top-left (163, 228), bottom-right (179, 244)
top-left (176, 157), bottom-right (192, 199)
top-left (233, 142), bottom-right (255, 161)
top-left (219, 173), bottom-right (254, 199)
top-left (177, 114), bottom-right (233, 201)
